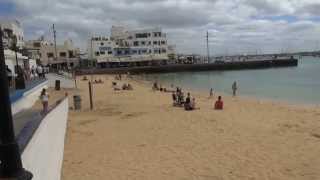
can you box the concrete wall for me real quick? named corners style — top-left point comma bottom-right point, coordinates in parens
top-left (21, 98), bottom-right (69, 180)
top-left (47, 73), bottom-right (76, 89)
top-left (11, 81), bottom-right (48, 115)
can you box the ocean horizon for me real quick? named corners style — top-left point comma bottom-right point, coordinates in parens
top-left (143, 56), bottom-right (320, 106)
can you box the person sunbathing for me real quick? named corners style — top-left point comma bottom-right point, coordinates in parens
top-left (152, 82), bottom-right (159, 91)
top-left (190, 98), bottom-right (200, 110)
top-left (214, 96), bottom-right (224, 110)
top-left (122, 83), bottom-right (128, 90)
top-left (127, 83), bottom-right (133, 90)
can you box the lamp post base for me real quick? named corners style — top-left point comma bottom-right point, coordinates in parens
top-left (0, 143), bottom-right (33, 180)
top-left (0, 169), bottom-right (33, 180)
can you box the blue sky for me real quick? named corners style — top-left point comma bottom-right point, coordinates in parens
top-left (1, 0), bottom-right (320, 54)
top-left (0, 1), bottom-right (15, 16)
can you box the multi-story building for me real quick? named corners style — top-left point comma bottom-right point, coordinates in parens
top-left (88, 36), bottom-right (116, 63)
top-left (88, 26), bottom-right (175, 67)
top-left (0, 20), bottom-right (24, 49)
top-left (1, 20), bottom-right (31, 75)
top-left (25, 39), bottom-right (80, 69)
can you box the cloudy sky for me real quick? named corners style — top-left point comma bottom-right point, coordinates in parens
top-left (1, 0), bottom-right (320, 55)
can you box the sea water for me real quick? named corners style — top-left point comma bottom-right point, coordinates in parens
top-left (143, 57), bottom-right (320, 105)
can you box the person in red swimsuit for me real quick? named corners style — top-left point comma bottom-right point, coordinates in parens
top-left (214, 96), bottom-right (224, 110)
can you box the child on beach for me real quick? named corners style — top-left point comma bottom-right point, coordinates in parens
top-left (184, 93), bottom-right (192, 110)
top-left (40, 88), bottom-right (49, 114)
top-left (214, 96), bottom-right (224, 110)
top-left (209, 88), bottom-right (214, 98)
top-left (190, 98), bottom-right (200, 110)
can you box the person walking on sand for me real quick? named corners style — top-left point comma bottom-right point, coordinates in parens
top-left (232, 81), bottom-right (237, 97)
top-left (40, 88), bottom-right (49, 114)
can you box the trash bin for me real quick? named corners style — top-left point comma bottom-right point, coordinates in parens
top-left (73, 95), bottom-right (81, 110)
top-left (55, 80), bottom-right (61, 91)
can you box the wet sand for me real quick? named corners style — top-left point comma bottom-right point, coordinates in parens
top-left (62, 75), bottom-right (320, 180)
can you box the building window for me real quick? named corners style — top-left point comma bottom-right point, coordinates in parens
top-left (134, 41), bottom-right (139, 46)
top-left (136, 33), bottom-right (148, 38)
top-left (141, 50), bottom-right (147, 54)
top-left (34, 42), bottom-right (41, 47)
top-left (141, 41), bottom-right (145, 45)
top-left (148, 41), bottom-right (151, 45)
top-left (162, 49), bottom-right (167, 53)
top-left (47, 53), bottom-right (54, 58)
top-left (95, 51), bottom-right (100, 56)
top-left (68, 51), bottom-right (74, 58)
top-left (153, 41), bottom-right (157, 45)
top-left (161, 41), bottom-right (166, 45)
top-left (59, 52), bottom-right (67, 57)
top-left (108, 51), bottom-right (113, 54)
top-left (100, 51), bottom-right (105, 55)
top-left (100, 42), bottom-right (104, 46)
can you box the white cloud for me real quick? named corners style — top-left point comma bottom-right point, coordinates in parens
top-left (8, 0), bottom-right (320, 54)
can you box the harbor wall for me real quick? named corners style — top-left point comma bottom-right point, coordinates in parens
top-left (77, 59), bottom-right (298, 75)
top-left (11, 80), bottom-right (48, 115)
top-left (21, 98), bottom-right (69, 180)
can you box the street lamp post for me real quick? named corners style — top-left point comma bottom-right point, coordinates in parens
top-left (0, 27), bottom-right (32, 179)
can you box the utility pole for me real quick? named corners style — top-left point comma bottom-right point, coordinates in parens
top-left (0, 27), bottom-right (33, 180)
top-left (90, 37), bottom-right (93, 67)
top-left (53, 24), bottom-right (58, 69)
top-left (88, 81), bottom-right (93, 110)
top-left (206, 31), bottom-right (210, 62)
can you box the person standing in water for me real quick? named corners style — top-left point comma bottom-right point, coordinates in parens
top-left (232, 81), bottom-right (237, 97)
top-left (209, 88), bottom-right (214, 98)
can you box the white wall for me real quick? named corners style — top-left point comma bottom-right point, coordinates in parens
top-left (11, 81), bottom-right (48, 115)
top-left (21, 98), bottom-right (69, 180)
top-left (47, 73), bottom-right (76, 89)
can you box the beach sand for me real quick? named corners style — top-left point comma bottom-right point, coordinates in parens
top-left (61, 75), bottom-right (320, 180)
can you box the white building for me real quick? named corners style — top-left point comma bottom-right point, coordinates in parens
top-left (88, 26), bottom-right (175, 67)
top-left (25, 39), bottom-right (80, 69)
top-left (88, 36), bottom-right (115, 63)
top-left (0, 20), bottom-right (24, 49)
top-left (4, 49), bottom-right (30, 76)
top-left (1, 20), bottom-right (34, 76)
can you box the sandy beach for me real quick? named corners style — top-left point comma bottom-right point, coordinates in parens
top-left (61, 75), bottom-right (320, 180)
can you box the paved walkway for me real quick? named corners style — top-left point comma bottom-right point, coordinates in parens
top-left (13, 108), bottom-right (42, 137)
